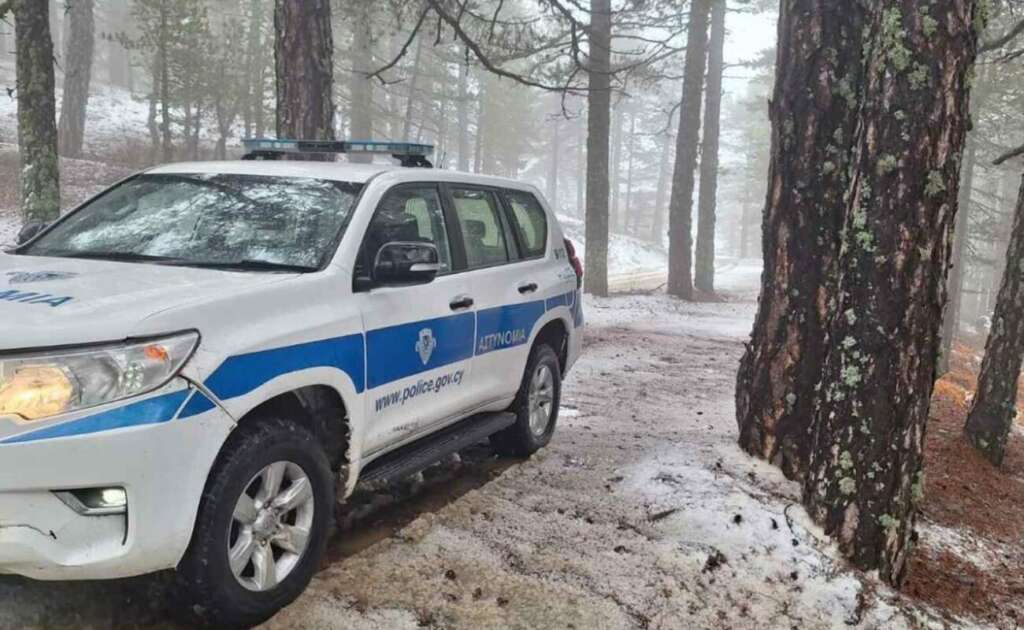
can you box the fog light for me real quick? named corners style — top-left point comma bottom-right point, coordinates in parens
top-left (54, 487), bottom-right (127, 516)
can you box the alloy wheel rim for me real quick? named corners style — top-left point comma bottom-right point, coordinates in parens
top-left (528, 363), bottom-right (555, 436)
top-left (227, 461), bottom-right (315, 592)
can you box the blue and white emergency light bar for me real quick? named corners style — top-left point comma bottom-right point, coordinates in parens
top-left (241, 138), bottom-right (434, 167)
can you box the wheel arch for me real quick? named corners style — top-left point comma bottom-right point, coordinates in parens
top-left (533, 316), bottom-right (570, 374)
top-left (234, 385), bottom-right (353, 484)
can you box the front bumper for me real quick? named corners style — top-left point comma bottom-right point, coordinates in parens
top-left (0, 384), bottom-right (234, 580)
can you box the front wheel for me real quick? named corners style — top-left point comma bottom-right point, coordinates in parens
top-left (491, 343), bottom-right (562, 456)
top-left (172, 417), bottom-right (334, 628)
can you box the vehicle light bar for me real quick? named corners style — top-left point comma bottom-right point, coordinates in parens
top-left (241, 138), bottom-right (434, 167)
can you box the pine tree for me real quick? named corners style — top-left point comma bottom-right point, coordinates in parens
top-left (583, 0), bottom-right (612, 297)
top-left (803, 0), bottom-right (980, 585)
top-left (736, 0), bottom-right (868, 479)
top-left (58, 0), bottom-right (95, 158)
top-left (274, 0), bottom-right (334, 144)
top-left (964, 172), bottom-right (1024, 466)
top-left (694, 0), bottom-right (726, 293)
top-left (666, 0), bottom-right (710, 300)
top-left (3, 0), bottom-right (61, 222)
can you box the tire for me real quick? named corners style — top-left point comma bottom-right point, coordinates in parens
top-left (491, 343), bottom-right (562, 457)
top-left (172, 417), bottom-right (334, 629)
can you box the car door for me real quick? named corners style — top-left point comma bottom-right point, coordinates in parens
top-left (445, 185), bottom-right (550, 407)
top-left (356, 183), bottom-right (477, 455)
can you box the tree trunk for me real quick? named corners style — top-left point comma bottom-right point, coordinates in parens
top-left (939, 135), bottom-right (977, 374)
top-left (583, 0), bottom-right (611, 297)
top-left (347, 1), bottom-right (373, 162)
top-left (695, 0), bottom-right (725, 293)
top-left (623, 109), bottom-right (636, 235)
top-left (575, 116), bottom-right (585, 219)
top-left (803, 0), bottom-right (979, 586)
top-left (651, 129), bottom-right (673, 246)
top-left (275, 0), bottom-right (334, 148)
top-left (402, 31), bottom-right (425, 141)
top-left (58, 0), bottom-right (93, 159)
top-left (609, 98), bottom-right (624, 233)
top-left (158, 5), bottom-right (172, 163)
top-left (964, 174), bottom-right (1024, 466)
top-left (735, 0), bottom-right (868, 479)
top-left (548, 94), bottom-right (560, 209)
top-left (666, 0), bottom-right (710, 300)
top-left (12, 0), bottom-right (60, 222)
top-left (456, 47), bottom-right (470, 171)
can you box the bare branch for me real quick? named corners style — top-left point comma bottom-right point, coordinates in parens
top-left (366, 5), bottom-right (431, 85)
top-left (994, 143), bottom-right (1024, 166)
top-left (981, 18), bottom-right (1024, 54)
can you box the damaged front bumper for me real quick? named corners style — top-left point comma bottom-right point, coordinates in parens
top-left (0, 382), bottom-right (234, 580)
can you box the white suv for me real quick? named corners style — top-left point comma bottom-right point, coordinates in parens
top-left (0, 140), bottom-right (584, 627)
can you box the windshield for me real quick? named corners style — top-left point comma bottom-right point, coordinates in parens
top-left (20, 173), bottom-right (363, 271)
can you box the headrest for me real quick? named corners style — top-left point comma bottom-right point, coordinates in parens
top-left (464, 219), bottom-right (486, 239)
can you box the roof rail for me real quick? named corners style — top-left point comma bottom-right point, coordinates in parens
top-left (241, 138), bottom-right (434, 168)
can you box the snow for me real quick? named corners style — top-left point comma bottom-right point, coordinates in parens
top-left (558, 214), bottom-right (668, 277)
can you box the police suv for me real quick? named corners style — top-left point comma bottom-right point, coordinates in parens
top-left (0, 140), bottom-right (584, 627)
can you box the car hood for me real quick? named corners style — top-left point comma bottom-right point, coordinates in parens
top-left (0, 252), bottom-right (294, 350)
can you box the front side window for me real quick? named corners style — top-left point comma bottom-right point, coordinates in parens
top-left (504, 190), bottom-right (548, 258)
top-left (361, 186), bottom-right (452, 273)
top-left (21, 173), bottom-right (363, 271)
top-left (450, 188), bottom-right (510, 269)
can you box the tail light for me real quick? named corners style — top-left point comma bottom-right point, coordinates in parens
top-left (564, 238), bottom-right (583, 288)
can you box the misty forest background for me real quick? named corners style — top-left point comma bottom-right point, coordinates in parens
top-left (4, 0), bottom-right (1024, 605)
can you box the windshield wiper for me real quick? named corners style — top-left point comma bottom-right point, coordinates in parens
top-left (47, 251), bottom-right (188, 264)
top-left (179, 259), bottom-right (317, 273)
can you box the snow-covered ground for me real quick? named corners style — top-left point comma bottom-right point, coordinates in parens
top-left (0, 60), bottom-right (235, 158)
top-left (3, 252), bottom-right (975, 629)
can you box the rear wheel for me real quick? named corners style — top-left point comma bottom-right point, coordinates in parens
top-left (173, 417), bottom-right (334, 628)
top-left (491, 343), bottom-right (562, 456)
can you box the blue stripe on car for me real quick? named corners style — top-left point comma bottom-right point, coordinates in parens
top-left (366, 312), bottom-right (475, 389)
top-left (0, 297), bottom-right (577, 443)
top-left (1, 390), bottom-right (190, 445)
top-left (204, 333), bottom-right (367, 400)
top-left (475, 300), bottom-right (545, 356)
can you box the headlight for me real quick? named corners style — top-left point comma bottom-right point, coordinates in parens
top-left (0, 332), bottom-right (198, 423)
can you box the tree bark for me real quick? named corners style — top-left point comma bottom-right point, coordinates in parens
top-left (347, 1), bottom-right (373, 162)
top-left (695, 0), bottom-right (726, 293)
top-left (58, 0), bottom-right (94, 159)
top-left (666, 0), bottom-right (710, 299)
top-left (735, 0), bottom-right (868, 479)
top-left (803, 0), bottom-right (979, 586)
top-left (11, 0), bottom-right (60, 222)
top-left (275, 0), bottom-right (334, 148)
top-left (583, 0), bottom-right (611, 297)
top-left (964, 173), bottom-right (1024, 466)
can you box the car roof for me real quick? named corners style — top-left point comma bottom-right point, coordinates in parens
top-left (145, 160), bottom-right (540, 192)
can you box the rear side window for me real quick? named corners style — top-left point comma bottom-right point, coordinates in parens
top-left (504, 190), bottom-right (548, 258)
top-left (450, 187), bottom-right (510, 269)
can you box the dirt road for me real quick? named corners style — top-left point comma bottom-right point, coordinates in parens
top-left (0, 266), bottom-right (944, 629)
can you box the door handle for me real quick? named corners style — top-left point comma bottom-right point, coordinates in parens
top-left (518, 282), bottom-right (538, 294)
top-left (449, 295), bottom-right (474, 310)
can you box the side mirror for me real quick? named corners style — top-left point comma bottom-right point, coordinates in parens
top-left (17, 222), bottom-right (48, 245)
top-left (373, 241), bottom-right (441, 286)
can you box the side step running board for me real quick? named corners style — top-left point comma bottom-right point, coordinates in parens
top-left (359, 412), bottom-right (516, 485)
